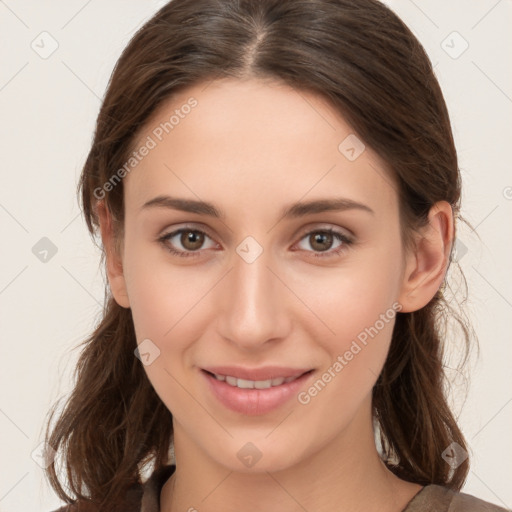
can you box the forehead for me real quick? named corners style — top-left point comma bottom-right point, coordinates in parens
top-left (124, 78), bottom-right (398, 219)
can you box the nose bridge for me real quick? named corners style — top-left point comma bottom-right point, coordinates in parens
top-left (217, 245), bottom-right (290, 348)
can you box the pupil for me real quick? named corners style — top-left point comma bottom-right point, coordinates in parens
top-left (312, 232), bottom-right (332, 251)
top-left (182, 231), bottom-right (203, 250)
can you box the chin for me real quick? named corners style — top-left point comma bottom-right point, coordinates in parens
top-left (205, 435), bottom-right (310, 474)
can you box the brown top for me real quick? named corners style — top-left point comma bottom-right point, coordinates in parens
top-left (52, 464), bottom-right (510, 512)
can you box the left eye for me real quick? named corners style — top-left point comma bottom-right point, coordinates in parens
top-left (158, 227), bottom-right (352, 258)
top-left (295, 229), bottom-right (352, 257)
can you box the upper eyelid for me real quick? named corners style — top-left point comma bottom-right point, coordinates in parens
top-left (160, 223), bottom-right (217, 240)
top-left (295, 224), bottom-right (353, 241)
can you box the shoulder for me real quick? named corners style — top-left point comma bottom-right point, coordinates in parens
top-left (48, 465), bottom-right (175, 512)
top-left (48, 483), bottom-right (144, 512)
top-left (49, 505), bottom-right (98, 512)
top-left (49, 504), bottom-right (101, 512)
top-left (405, 484), bottom-right (510, 512)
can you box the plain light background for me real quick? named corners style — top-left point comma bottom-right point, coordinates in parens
top-left (0, 1), bottom-right (511, 511)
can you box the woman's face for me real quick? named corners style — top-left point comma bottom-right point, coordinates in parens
top-left (113, 78), bottom-right (414, 472)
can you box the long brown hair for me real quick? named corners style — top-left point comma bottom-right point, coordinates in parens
top-left (44, 0), bottom-right (472, 508)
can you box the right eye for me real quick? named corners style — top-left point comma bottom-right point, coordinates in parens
top-left (158, 227), bottom-right (218, 258)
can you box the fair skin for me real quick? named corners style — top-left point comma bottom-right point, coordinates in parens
top-left (98, 78), bottom-right (453, 512)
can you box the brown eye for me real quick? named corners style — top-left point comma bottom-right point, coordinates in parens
top-left (295, 228), bottom-right (353, 258)
top-left (309, 232), bottom-right (334, 252)
top-left (158, 227), bottom-right (217, 258)
top-left (180, 230), bottom-right (205, 251)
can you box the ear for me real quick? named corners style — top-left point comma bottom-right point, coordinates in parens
top-left (397, 201), bottom-right (453, 313)
top-left (96, 201), bottom-right (131, 309)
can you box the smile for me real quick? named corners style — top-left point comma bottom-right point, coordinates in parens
top-left (210, 372), bottom-right (302, 389)
top-left (201, 367), bottom-right (315, 415)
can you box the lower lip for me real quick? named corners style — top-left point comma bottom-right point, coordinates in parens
top-left (201, 369), bottom-right (314, 415)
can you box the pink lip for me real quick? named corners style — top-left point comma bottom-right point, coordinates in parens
top-left (201, 367), bottom-right (314, 416)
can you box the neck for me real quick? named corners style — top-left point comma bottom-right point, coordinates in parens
top-left (160, 407), bottom-right (422, 512)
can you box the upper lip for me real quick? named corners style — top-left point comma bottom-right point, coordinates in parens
top-left (202, 366), bottom-right (313, 381)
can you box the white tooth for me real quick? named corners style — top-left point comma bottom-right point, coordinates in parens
top-left (237, 378), bottom-right (255, 389)
top-left (226, 375), bottom-right (238, 386)
top-left (220, 374), bottom-right (295, 389)
top-left (254, 379), bottom-right (272, 389)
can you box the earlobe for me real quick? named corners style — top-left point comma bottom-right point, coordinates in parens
top-left (96, 201), bottom-right (131, 309)
top-left (398, 201), bottom-right (454, 313)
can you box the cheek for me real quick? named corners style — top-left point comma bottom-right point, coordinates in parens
top-left (295, 280), bottom-right (398, 430)
top-left (303, 277), bottom-right (397, 390)
top-left (290, 247), bottom-right (402, 347)
top-left (289, 245), bottom-right (402, 404)
top-left (123, 242), bottom-right (219, 410)
top-left (124, 248), bottom-right (211, 414)
top-left (123, 233), bottom-right (210, 341)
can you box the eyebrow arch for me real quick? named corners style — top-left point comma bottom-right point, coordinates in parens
top-left (140, 195), bottom-right (375, 219)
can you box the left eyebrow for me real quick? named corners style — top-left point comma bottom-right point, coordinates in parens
top-left (281, 198), bottom-right (374, 218)
top-left (139, 195), bottom-right (374, 219)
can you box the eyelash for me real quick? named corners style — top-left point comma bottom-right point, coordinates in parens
top-left (157, 227), bottom-right (353, 259)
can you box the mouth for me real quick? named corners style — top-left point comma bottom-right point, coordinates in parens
top-left (203, 370), bottom-right (310, 389)
top-left (200, 367), bottom-right (315, 415)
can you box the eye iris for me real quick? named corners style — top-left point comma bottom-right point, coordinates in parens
top-left (310, 232), bottom-right (332, 252)
top-left (181, 230), bottom-right (204, 250)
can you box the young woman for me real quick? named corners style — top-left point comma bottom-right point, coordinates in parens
top-left (45, 0), bottom-right (507, 511)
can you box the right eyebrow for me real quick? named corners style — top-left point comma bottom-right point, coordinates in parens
top-left (140, 195), bottom-right (223, 218)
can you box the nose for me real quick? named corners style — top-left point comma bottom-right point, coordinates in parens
top-left (216, 246), bottom-right (292, 350)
